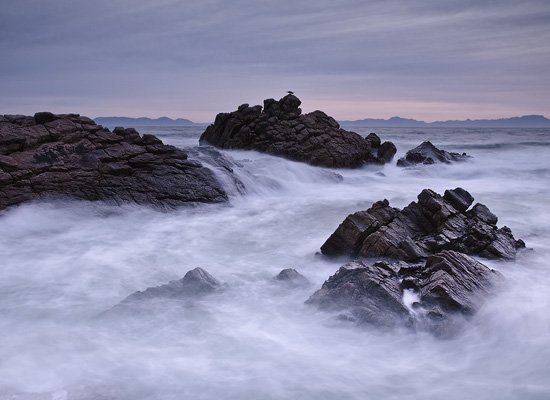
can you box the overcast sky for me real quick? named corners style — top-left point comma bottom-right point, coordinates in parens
top-left (1, 0), bottom-right (549, 122)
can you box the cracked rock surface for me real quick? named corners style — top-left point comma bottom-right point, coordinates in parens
top-left (321, 187), bottom-right (525, 261)
top-left (200, 94), bottom-right (396, 168)
top-left (307, 251), bottom-right (504, 335)
top-left (0, 112), bottom-right (227, 210)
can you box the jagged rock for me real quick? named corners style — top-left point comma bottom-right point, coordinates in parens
top-left (321, 188), bottom-right (524, 261)
top-left (306, 260), bottom-right (412, 329)
top-left (397, 141), bottom-right (470, 167)
top-left (274, 268), bottom-right (310, 286)
top-left (307, 251), bottom-right (503, 335)
top-left (200, 94), bottom-right (396, 168)
top-left (120, 267), bottom-right (223, 304)
top-left (0, 113), bottom-right (227, 210)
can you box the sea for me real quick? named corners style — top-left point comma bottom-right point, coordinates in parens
top-left (0, 126), bottom-right (549, 400)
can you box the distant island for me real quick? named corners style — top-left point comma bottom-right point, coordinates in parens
top-left (339, 115), bottom-right (550, 128)
top-left (94, 116), bottom-right (198, 126)
top-left (94, 114), bottom-right (550, 128)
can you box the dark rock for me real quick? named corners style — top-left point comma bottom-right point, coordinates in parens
top-left (33, 111), bottom-right (57, 125)
top-left (307, 251), bottom-right (503, 335)
top-left (274, 268), bottom-right (310, 286)
top-left (443, 187), bottom-right (474, 212)
top-left (321, 188), bottom-right (524, 261)
top-left (121, 267), bottom-right (223, 304)
top-left (397, 141), bottom-right (470, 167)
top-left (378, 140), bottom-right (397, 163)
top-left (0, 113), bottom-right (227, 210)
top-left (412, 251), bottom-right (504, 316)
top-left (200, 94), bottom-right (396, 168)
top-left (306, 260), bottom-right (412, 329)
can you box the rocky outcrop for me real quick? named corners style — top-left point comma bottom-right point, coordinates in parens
top-left (321, 188), bottom-right (525, 261)
top-left (397, 141), bottom-right (470, 167)
top-left (274, 268), bottom-right (310, 287)
top-left (307, 251), bottom-right (503, 335)
top-left (0, 113), bottom-right (227, 211)
top-left (200, 94), bottom-right (396, 168)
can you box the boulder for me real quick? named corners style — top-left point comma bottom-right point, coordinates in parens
top-left (200, 94), bottom-right (396, 168)
top-left (307, 251), bottom-right (503, 335)
top-left (321, 188), bottom-right (524, 261)
top-left (274, 268), bottom-right (310, 287)
top-left (397, 141), bottom-right (470, 167)
top-left (120, 267), bottom-right (223, 304)
top-left (0, 113), bottom-right (227, 210)
top-left (104, 267), bottom-right (224, 317)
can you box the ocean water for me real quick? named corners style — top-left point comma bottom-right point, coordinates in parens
top-left (0, 126), bottom-right (549, 400)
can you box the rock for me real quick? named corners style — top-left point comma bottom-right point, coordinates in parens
top-left (103, 268), bottom-right (224, 318)
top-left (200, 94), bottom-right (396, 168)
top-left (0, 113), bottom-right (227, 210)
top-left (321, 188), bottom-right (524, 261)
top-left (413, 251), bottom-right (504, 315)
top-left (120, 267), bottom-right (223, 304)
top-left (274, 268), bottom-right (310, 286)
top-left (397, 141), bottom-right (470, 167)
top-left (306, 260), bottom-right (412, 329)
top-left (307, 251), bottom-right (503, 335)
top-left (33, 111), bottom-right (57, 124)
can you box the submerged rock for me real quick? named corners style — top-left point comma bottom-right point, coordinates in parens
top-left (274, 268), bottom-right (310, 287)
top-left (200, 94), bottom-right (396, 168)
top-left (321, 188), bottom-right (525, 261)
top-left (101, 268), bottom-right (224, 320)
top-left (0, 113), bottom-right (227, 211)
top-left (307, 251), bottom-right (503, 335)
top-left (121, 267), bottom-right (223, 304)
top-left (397, 141), bottom-right (470, 167)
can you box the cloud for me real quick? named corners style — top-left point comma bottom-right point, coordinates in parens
top-left (1, 0), bottom-right (549, 121)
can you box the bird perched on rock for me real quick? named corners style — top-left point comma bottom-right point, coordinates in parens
top-left (287, 90), bottom-right (295, 95)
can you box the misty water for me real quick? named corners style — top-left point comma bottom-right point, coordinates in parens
top-left (1, 127), bottom-right (549, 400)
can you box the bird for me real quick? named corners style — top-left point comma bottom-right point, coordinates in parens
top-left (286, 91), bottom-right (294, 95)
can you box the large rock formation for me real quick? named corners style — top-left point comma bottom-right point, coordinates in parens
top-left (397, 141), bottom-right (470, 167)
top-left (321, 188), bottom-right (525, 261)
top-left (0, 113), bottom-right (227, 210)
top-left (200, 94), bottom-right (396, 168)
top-left (307, 251), bottom-right (504, 335)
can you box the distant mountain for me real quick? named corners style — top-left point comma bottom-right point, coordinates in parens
top-left (340, 115), bottom-right (550, 128)
top-left (94, 116), bottom-right (197, 127)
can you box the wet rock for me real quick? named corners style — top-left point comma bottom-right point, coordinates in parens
top-left (321, 188), bottom-right (524, 261)
top-left (307, 251), bottom-right (503, 335)
top-left (274, 268), bottom-right (310, 286)
top-left (120, 267), bottom-right (223, 304)
top-left (0, 113), bottom-right (227, 210)
top-left (397, 141), bottom-right (470, 167)
top-left (200, 94), bottom-right (396, 168)
top-left (306, 260), bottom-right (412, 329)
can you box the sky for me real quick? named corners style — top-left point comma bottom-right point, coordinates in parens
top-left (1, 0), bottom-right (549, 122)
